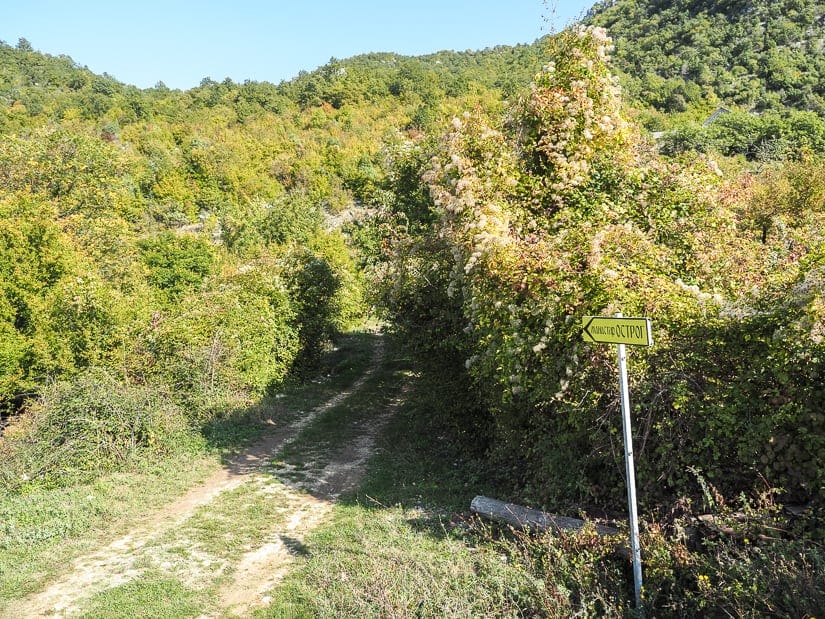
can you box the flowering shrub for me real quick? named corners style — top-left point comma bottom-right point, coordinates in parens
top-left (382, 27), bottom-right (825, 514)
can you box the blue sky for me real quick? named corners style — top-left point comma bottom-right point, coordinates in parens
top-left (0, 1), bottom-right (594, 90)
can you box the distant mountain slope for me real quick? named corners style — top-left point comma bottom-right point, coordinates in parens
top-left (585, 0), bottom-right (825, 113)
top-left (276, 44), bottom-right (548, 114)
top-left (4, 0), bottom-right (825, 137)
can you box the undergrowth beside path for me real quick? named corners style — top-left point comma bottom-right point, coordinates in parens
top-left (262, 340), bottom-right (825, 618)
top-left (0, 330), bottom-right (383, 617)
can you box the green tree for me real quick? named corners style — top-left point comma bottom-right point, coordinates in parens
top-left (138, 232), bottom-right (216, 301)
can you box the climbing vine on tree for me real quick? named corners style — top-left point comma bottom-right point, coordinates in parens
top-left (381, 26), bottom-right (825, 512)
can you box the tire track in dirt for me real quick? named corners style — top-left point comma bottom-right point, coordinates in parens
top-left (215, 494), bottom-right (332, 616)
top-left (216, 382), bottom-right (410, 617)
top-left (8, 336), bottom-right (389, 619)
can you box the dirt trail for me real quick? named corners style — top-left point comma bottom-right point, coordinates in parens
top-left (8, 336), bottom-right (391, 619)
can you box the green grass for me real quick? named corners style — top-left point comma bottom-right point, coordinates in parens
top-left (78, 571), bottom-right (206, 619)
top-left (256, 504), bottom-right (547, 619)
top-left (274, 355), bottom-right (408, 485)
top-left (158, 330), bottom-right (398, 564)
top-left (156, 477), bottom-right (296, 561)
top-left (0, 453), bottom-right (217, 609)
top-left (347, 375), bottom-right (500, 512)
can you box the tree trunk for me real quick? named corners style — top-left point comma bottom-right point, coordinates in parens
top-left (470, 495), bottom-right (618, 536)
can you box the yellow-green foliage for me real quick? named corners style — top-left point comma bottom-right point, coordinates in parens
top-left (0, 196), bottom-right (85, 397)
top-left (382, 27), bottom-right (825, 512)
top-left (0, 42), bottom-right (383, 492)
top-left (132, 263), bottom-right (300, 405)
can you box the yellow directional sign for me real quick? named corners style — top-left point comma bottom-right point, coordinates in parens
top-left (582, 316), bottom-right (653, 347)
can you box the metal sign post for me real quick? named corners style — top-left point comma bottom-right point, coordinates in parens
top-left (617, 337), bottom-right (644, 610)
top-left (582, 313), bottom-right (651, 612)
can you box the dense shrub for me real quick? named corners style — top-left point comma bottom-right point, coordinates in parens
top-left (129, 264), bottom-right (300, 413)
top-left (0, 198), bottom-right (93, 400)
top-left (284, 232), bottom-right (366, 372)
top-left (0, 369), bottom-right (193, 493)
top-left (137, 232), bottom-right (216, 301)
top-left (0, 42), bottom-right (369, 497)
top-left (381, 26), bottom-right (825, 515)
top-left (47, 273), bottom-right (126, 368)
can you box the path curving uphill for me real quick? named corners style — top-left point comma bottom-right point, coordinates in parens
top-left (6, 333), bottom-right (400, 618)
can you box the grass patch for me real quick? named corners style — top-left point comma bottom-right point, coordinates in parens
top-left (258, 504), bottom-right (546, 619)
top-left (78, 571), bottom-right (206, 619)
top-left (348, 358), bottom-right (501, 512)
top-left (275, 330), bottom-right (378, 413)
top-left (350, 418), bottom-right (487, 512)
top-left (158, 478), bottom-right (296, 561)
top-left (0, 453), bottom-right (217, 610)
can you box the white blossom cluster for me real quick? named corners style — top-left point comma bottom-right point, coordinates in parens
top-left (416, 27), bottom-right (637, 402)
top-left (522, 26), bottom-right (628, 208)
top-left (417, 27), bottom-right (730, 407)
top-left (423, 112), bottom-right (515, 283)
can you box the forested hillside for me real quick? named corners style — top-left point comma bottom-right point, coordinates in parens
top-left (2, 1), bottom-right (825, 614)
top-left (1, 0), bottom-right (824, 510)
top-left (587, 0), bottom-right (825, 114)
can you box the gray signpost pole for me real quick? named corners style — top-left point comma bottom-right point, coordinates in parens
top-left (615, 313), bottom-right (643, 611)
